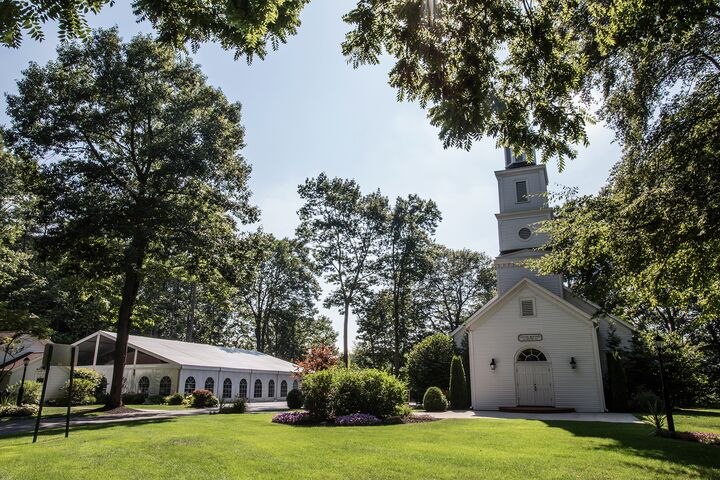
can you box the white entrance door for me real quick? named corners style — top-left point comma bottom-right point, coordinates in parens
top-left (515, 362), bottom-right (554, 406)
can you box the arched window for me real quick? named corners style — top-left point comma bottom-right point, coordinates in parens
top-left (159, 376), bottom-right (172, 396)
top-left (292, 380), bottom-right (299, 391)
top-left (254, 379), bottom-right (262, 398)
top-left (138, 376), bottom-right (150, 395)
top-left (280, 380), bottom-right (288, 397)
top-left (184, 376), bottom-right (196, 394)
top-left (268, 379), bottom-right (275, 397)
top-left (223, 378), bottom-right (232, 399)
top-left (517, 349), bottom-right (547, 362)
top-left (204, 377), bottom-right (214, 394)
top-left (238, 379), bottom-right (248, 398)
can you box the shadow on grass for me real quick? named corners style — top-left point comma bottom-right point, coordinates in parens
top-left (0, 417), bottom-right (178, 445)
top-left (541, 420), bottom-right (720, 478)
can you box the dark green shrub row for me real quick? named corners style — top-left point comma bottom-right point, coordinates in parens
top-left (302, 368), bottom-right (406, 420)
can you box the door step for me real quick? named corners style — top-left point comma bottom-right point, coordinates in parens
top-left (499, 406), bottom-right (575, 413)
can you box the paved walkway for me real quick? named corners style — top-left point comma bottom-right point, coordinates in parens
top-left (0, 401), bottom-right (289, 436)
top-left (431, 410), bottom-right (640, 423)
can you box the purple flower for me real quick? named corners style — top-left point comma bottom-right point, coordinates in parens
top-left (272, 411), bottom-right (313, 425)
top-left (334, 413), bottom-right (381, 427)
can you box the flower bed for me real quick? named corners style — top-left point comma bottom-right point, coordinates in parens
top-left (272, 411), bottom-right (313, 425)
top-left (334, 413), bottom-right (381, 427)
top-left (663, 430), bottom-right (720, 445)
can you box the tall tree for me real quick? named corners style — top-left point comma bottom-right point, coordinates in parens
top-left (5, 29), bottom-right (257, 407)
top-left (1, 0), bottom-right (309, 61)
top-left (381, 194), bottom-right (440, 374)
top-left (297, 174), bottom-right (387, 366)
top-left (417, 246), bottom-right (495, 333)
top-left (342, 1), bottom-right (719, 166)
top-left (233, 231), bottom-right (321, 353)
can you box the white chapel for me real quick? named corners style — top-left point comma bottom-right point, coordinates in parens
top-left (452, 149), bottom-right (633, 412)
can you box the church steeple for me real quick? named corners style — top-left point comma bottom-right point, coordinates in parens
top-left (494, 148), bottom-right (563, 297)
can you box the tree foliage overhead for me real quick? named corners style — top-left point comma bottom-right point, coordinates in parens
top-left (4, 29), bottom-right (258, 407)
top-left (1, 0), bottom-right (310, 61)
top-left (342, 0), bottom-right (720, 167)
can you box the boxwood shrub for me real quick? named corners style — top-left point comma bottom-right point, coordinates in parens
top-left (164, 393), bottom-right (185, 405)
top-left (423, 386), bottom-right (448, 412)
top-left (302, 368), bottom-right (406, 420)
top-left (286, 388), bottom-right (304, 409)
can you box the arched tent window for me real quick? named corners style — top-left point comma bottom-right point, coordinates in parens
top-left (138, 376), bottom-right (150, 395)
top-left (517, 349), bottom-right (547, 362)
top-left (254, 379), bottom-right (262, 398)
top-left (159, 376), bottom-right (172, 396)
top-left (292, 380), bottom-right (299, 391)
top-left (238, 379), bottom-right (248, 398)
top-left (184, 376), bottom-right (196, 394)
top-left (223, 378), bottom-right (232, 399)
top-left (204, 377), bottom-right (214, 394)
top-left (268, 379), bottom-right (275, 397)
top-left (280, 380), bottom-right (288, 397)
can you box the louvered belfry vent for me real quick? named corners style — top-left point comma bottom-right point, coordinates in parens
top-left (521, 299), bottom-right (535, 317)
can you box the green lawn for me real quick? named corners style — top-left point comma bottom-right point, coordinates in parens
top-left (0, 414), bottom-right (718, 480)
top-left (0, 405), bottom-right (106, 422)
top-left (673, 409), bottom-right (720, 434)
top-left (125, 404), bottom-right (191, 411)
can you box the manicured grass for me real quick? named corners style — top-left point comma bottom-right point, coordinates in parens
top-left (1, 414), bottom-right (718, 479)
top-left (125, 404), bottom-right (191, 411)
top-left (673, 408), bottom-right (720, 434)
top-left (0, 405), bottom-right (105, 422)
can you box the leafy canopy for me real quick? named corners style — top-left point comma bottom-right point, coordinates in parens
top-left (1, 0), bottom-right (310, 61)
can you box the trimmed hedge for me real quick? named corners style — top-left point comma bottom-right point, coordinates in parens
top-left (302, 368), bottom-right (406, 420)
top-left (287, 388), bottom-right (304, 409)
top-left (423, 386), bottom-right (448, 412)
top-left (449, 355), bottom-right (469, 409)
top-left (164, 393), bottom-right (185, 405)
top-left (6, 381), bottom-right (41, 405)
top-left (189, 389), bottom-right (218, 408)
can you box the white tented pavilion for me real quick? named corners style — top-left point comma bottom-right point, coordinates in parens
top-left (68, 331), bottom-right (299, 401)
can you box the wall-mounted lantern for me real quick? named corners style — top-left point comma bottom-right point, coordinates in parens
top-left (490, 358), bottom-right (496, 371)
top-left (570, 357), bottom-right (577, 369)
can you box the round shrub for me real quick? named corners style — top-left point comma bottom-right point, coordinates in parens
top-left (0, 404), bottom-right (39, 417)
top-left (60, 378), bottom-right (97, 405)
top-left (164, 393), bottom-right (185, 405)
top-left (6, 380), bottom-right (41, 405)
top-left (406, 334), bottom-right (455, 401)
top-left (189, 389), bottom-right (218, 408)
top-left (287, 388), bottom-right (304, 409)
top-left (122, 392), bottom-right (147, 404)
top-left (332, 369), bottom-right (406, 419)
top-left (423, 386), bottom-right (448, 412)
top-left (302, 369), bottom-right (334, 420)
top-left (302, 368), bottom-right (407, 420)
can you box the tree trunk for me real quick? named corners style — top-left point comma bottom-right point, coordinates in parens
top-left (185, 282), bottom-right (197, 342)
top-left (254, 314), bottom-right (263, 352)
top-left (392, 290), bottom-right (401, 376)
top-left (106, 234), bottom-right (147, 409)
top-left (343, 301), bottom-right (350, 367)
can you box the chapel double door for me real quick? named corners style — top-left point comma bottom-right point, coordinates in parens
top-left (515, 362), bottom-right (554, 406)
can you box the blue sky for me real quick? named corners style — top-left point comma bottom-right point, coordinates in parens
top-left (0, 1), bottom-right (621, 348)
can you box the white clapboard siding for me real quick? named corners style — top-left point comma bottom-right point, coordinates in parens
top-left (468, 282), bottom-right (605, 412)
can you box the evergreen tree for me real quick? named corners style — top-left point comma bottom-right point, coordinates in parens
top-left (448, 355), bottom-right (468, 410)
